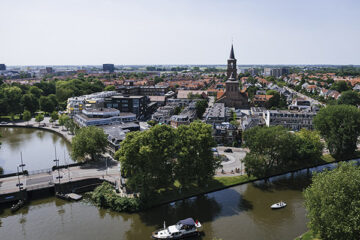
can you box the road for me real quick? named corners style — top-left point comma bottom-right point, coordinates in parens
top-left (215, 147), bottom-right (248, 177)
top-left (284, 86), bottom-right (325, 107)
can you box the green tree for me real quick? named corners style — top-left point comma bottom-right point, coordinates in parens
top-left (22, 110), bottom-right (32, 124)
top-left (243, 126), bottom-right (298, 177)
top-left (304, 162), bottom-right (360, 240)
top-left (314, 105), bottom-right (360, 159)
top-left (39, 96), bottom-right (55, 113)
top-left (116, 125), bottom-right (176, 198)
top-left (29, 86), bottom-right (43, 98)
top-left (58, 114), bottom-right (70, 127)
top-left (71, 126), bottom-right (108, 162)
top-left (337, 90), bottom-right (360, 106)
top-left (65, 119), bottom-right (76, 134)
top-left (195, 99), bottom-right (208, 118)
top-left (21, 93), bottom-right (39, 113)
top-left (295, 129), bottom-right (323, 164)
top-left (35, 113), bottom-right (44, 126)
top-left (245, 86), bottom-right (258, 100)
top-left (50, 111), bottom-right (58, 123)
top-left (2, 86), bottom-right (23, 114)
top-left (174, 121), bottom-right (219, 187)
top-left (330, 81), bottom-right (350, 93)
top-left (104, 85), bottom-right (116, 91)
top-left (266, 89), bottom-right (278, 95)
top-left (230, 110), bottom-right (239, 127)
top-left (147, 120), bottom-right (157, 127)
top-left (265, 92), bottom-right (287, 109)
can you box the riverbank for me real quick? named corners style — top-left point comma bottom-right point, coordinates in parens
top-left (95, 155), bottom-right (342, 212)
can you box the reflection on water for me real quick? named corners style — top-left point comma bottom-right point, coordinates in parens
top-left (0, 171), bottom-right (313, 240)
top-left (0, 127), bottom-right (73, 173)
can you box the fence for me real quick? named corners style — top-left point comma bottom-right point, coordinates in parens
top-left (27, 168), bottom-right (52, 175)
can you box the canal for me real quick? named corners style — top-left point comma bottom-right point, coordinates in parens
top-left (0, 127), bottom-right (73, 174)
top-left (0, 127), bottom-right (311, 240)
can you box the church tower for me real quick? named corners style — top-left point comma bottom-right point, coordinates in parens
top-left (216, 44), bottom-right (249, 109)
top-left (227, 44), bottom-right (237, 79)
top-left (225, 44), bottom-right (239, 96)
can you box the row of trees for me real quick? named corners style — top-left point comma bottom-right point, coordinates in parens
top-left (0, 77), bottom-right (104, 116)
top-left (116, 122), bottom-right (220, 199)
top-left (243, 127), bottom-right (323, 178)
top-left (243, 104), bottom-right (360, 179)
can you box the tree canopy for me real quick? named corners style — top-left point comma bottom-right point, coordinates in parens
top-left (0, 76), bottom-right (105, 117)
top-left (337, 90), bottom-right (360, 106)
top-left (35, 113), bottom-right (44, 124)
top-left (71, 126), bottom-right (108, 162)
top-left (22, 110), bottom-right (31, 122)
top-left (116, 125), bottom-right (176, 198)
top-left (330, 80), bottom-right (351, 92)
top-left (304, 162), bottom-right (360, 240)
top-left (116, 121), bottom-right (219, 198)
top-left (174, 121), bottom-right (219, 187)
top-left (314, 105), bottom-right (360, 160)
top-left (243, 126), bottom-right (323, 178)
top-left (195, 99), bottom-right (208, 119)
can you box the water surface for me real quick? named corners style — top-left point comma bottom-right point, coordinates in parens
top-left (0, 127), bottom-right (73, 174)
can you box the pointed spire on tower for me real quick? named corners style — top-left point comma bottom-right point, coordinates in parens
top-left (229, 44), bottom-right (235, 59)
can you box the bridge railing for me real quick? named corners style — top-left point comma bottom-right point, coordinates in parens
top-left (27, 168), bottom-right (52, 175)
top-left (26, 182), bottom-right (54, 191)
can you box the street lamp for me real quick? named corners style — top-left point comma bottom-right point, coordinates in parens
top-left (53, 158), bottom-right (63, 184)
top-left (16, 166), bottom-right (24, 191)
top-left (19, 152), bottom-right (26, 173)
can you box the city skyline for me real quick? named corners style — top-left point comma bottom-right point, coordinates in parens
top-left (1, 0), bottom-right (360, 65)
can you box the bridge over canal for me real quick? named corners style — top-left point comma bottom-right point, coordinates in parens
top-left (0, 163), bottom-right (121, 204)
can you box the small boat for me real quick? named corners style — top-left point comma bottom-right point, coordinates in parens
top-left (11, 200), bottom-right (26, 213)
top-left (271, 201), bottom-right (287, 209)
top-left (152, 218), bottom-right (202, 239)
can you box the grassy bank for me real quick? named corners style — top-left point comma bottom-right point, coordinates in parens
top-left (150, 175), bottom-right (256, 207)
top-left (295, 231), bottom-right (320, 240)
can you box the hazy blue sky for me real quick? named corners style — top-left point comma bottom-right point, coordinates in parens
top-left (1, 0), bottom-right (359, 65)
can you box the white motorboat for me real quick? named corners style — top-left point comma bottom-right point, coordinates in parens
top-left (152, 218), bottom-right (202, 239)
top-left (271, 201), bottom-right (287, 209)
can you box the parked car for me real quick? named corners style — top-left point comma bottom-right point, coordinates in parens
top-left (211, 148), bottom-right (218, 152)
top-left (224, 148), bottom-right (233, 153)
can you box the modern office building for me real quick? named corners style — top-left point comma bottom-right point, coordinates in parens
top-left (116, 85), bottom-right (170, 96)
top-left (0, 64), bottom-right (6, 71)
top-left (74, 108), bottom-right (136, 127)
top-left (103, 64), bottom-right (115, 73)
top-left (67, 91), bottom-right (117, 115)
top-left (104, 95), bottom-right (149, 119)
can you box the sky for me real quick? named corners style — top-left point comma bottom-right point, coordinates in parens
top-left (0, 0), bottom-right (359, 65)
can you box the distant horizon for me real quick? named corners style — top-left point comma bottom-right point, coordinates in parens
top-left (4, 63), bottom-right (360, 68)
top-left (1, 0), bottom-right (359, 65)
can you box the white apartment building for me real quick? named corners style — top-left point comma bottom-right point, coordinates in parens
top-left (263, 110), bottom-right (315, 131)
